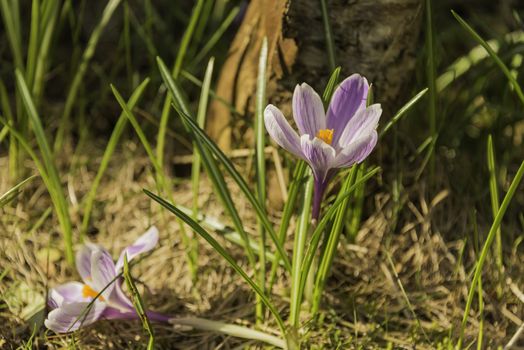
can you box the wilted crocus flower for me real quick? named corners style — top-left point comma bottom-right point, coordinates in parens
top-left (264, 74), bottom-right (381, 220)
top-left (45, 227), bottom-right (170, 333)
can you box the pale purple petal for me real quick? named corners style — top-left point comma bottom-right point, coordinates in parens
top-left (107, 282), bottom-right (134, 312)
top-left (49, 282), bottom-right (88, 308)
top-left (335, 104), bottom-right (381, 149)
top-left (115, 226), bottom-right (159, 272)
top-left (44, 301), bottom-right (106, 333)
top-left (300, 134), bottom-right (336, 182)
top-left (90, 250), bottom-right (117, 300)
top-left (76, 243), bottom-right (110, 283)
top-left (326, 74), bottom-right (369, 145)
top-left (101, 306), bottom-right (138, 320)
top-left (333, 131), bottom-right (378, 168)
top-left (264, 105), bottom-right (303, 157)
top-left (292, 83), bottom-right (326, 136)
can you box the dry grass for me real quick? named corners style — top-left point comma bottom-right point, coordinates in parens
top-left (1, 140), bottom-right (523, 349)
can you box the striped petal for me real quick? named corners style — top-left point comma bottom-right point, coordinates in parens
top-left (336, 104), bottom-right (381, 149)
top-left (90, 250), bottom-right (117, 301)
top-left (327, 74), bottom-right (369, 145)
top-left (333, 131), bottom-right (378, 168)
top-left (115, 226), bottom-right (159, 272)
top-left (293, 83), bottom-right (326, 136)
top-left (45, 300), bottom-right (106, 333)
top-left (76, 243), bottom-right (110, 283)
top-left (264, 104), bottom-right (303, 157)
top-left (300, 134), bottom-right (336, 182)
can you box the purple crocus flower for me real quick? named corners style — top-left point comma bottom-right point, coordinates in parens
top-left (45, 227), bottom-right (170, 333)
top-left (264, 74), bottom-right (381, 220)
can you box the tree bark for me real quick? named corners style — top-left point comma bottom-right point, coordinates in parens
top-left (208, 0), bottom-right (423, 151)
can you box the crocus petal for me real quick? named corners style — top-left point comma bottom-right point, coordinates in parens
top-left (333, 131), bottom-right (378, 168)
top-left (90, 250), bottom-right (117, 300)
top-left (76, 243), bottom-right (110, 283)
top-left (335, 104), bottom-right (381, 149)
top-left (293, 83), bottom-right (326, 136)
top-left (101, 306), bottom-right (138, 320)
top-left (264, 105), bottom-right (303, 157)
top-left (49, 282), bottom-right (89, 308)
top-left (300, 134), bottom-right (336, 182)
top-left (115, 226), bottom-right (159, 272)
top-left (106, 282), bottom-right (135, 312)
top-left (44, 301), bottom-right (106, 333)
top-left (326, 74), bottom-right (369, 145)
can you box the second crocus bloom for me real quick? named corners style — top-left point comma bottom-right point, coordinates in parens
top-left (264, 74), bottom-right (381, 220)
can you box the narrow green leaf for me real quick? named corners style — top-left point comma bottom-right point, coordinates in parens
top-left (319, 0), bottom-right (336, 72)
top-left (171, 103), bottom-right (292, 272)
top-left (158, 56), bottom-right (258, 270)
top-left (0, 175), bottom-right (37, 208)
top-left (55, 0), bottom-right (123, 151)
top-left (81, 78), bottom-right (150, 235)
top-left (191, 6), bottom-right (241, 68)
top-left (452, 10), bottom-right (524, 106)
top-left (487, 135), bottom-right (503, 271)
top-left (15, 70), bottom-right (73, 265)
top-left (457, 160), bottom-right (524, 348)
top-left (379, 88), bottom-right (428, 138)
top-left (298, 167), bottom-right (381, 307)
top-left (123, 255), bottom-right (155, 350)
top-left (156, 0), bottom-right (205, 170)
top-left (144, 189), bottom-right (287, 335)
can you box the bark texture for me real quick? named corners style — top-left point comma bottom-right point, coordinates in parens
top-left (208, 0), bottom-right (423, 150)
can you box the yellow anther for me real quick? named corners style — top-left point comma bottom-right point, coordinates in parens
top-left (82, 284), bottom-right (104, 301)
top-left (316, 129), bottom-right (334, 145)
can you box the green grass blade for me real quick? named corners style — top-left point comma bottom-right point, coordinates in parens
top-left (81, 78), bottom-right (150, 235)
top-left (156, 0), bottom-right (205, 170)
top-left (144, 189), bottom-right (287, 336)
top-left (32, 0), bottom-right (60, 102)
top-left (457, 160), bottom-right (524, 348)
top-left (55, 0), bottom-right (123, 151)
top-left (451, 10), bottom-right (524, 106)
top-left (123, 255), bottom-right (155, 350)
top-left (191, 6), bottom-right (240, 68)
top-left (0, 175), bottom-right (37, 208)
top-left (487, 135), bottom-right (503, 272)
top-left (171, 103), bottom-right (292, 272)
top-left (157, 57), bottom-right (258, 270)
top-left (268, 160), bottom-right (308, 291)
top-left (255, 37), bottom-right (269, 324)
top-left (298, 167), bottom-right (381, 310)
top-left (319, 0), bottom-right (336, 72)
top-left (311, 166), bottom-right (358, 315)
top-left (0, 0), bottom-right (24, 70)
top-left (192, 58), bottom-right (214, 216)
top-left (110, 85), bottom-right (162, 176)
top-left (180, 70), bottom-right (242, 116)
top-left (322, 67), bottom-right (341, 104)
top-left (15, 70), bottom-right (73, 265)
top-left (425, 0), bottom-right (437, 179)
top-left (379, 88), bottom-right (428, 138)
top-left (25, 0), bottom-right (40, 88)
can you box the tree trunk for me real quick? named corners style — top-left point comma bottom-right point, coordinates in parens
top-left (208, 0), bottom-right (423, 151)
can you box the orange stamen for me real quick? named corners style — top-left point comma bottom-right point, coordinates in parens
top-left (82, 284), bottom-right (104, 301)
top-left (316, 129), bottom-right (334, 145)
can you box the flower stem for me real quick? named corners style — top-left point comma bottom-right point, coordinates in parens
top-left (169, 317), bottom-right (287, 349)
